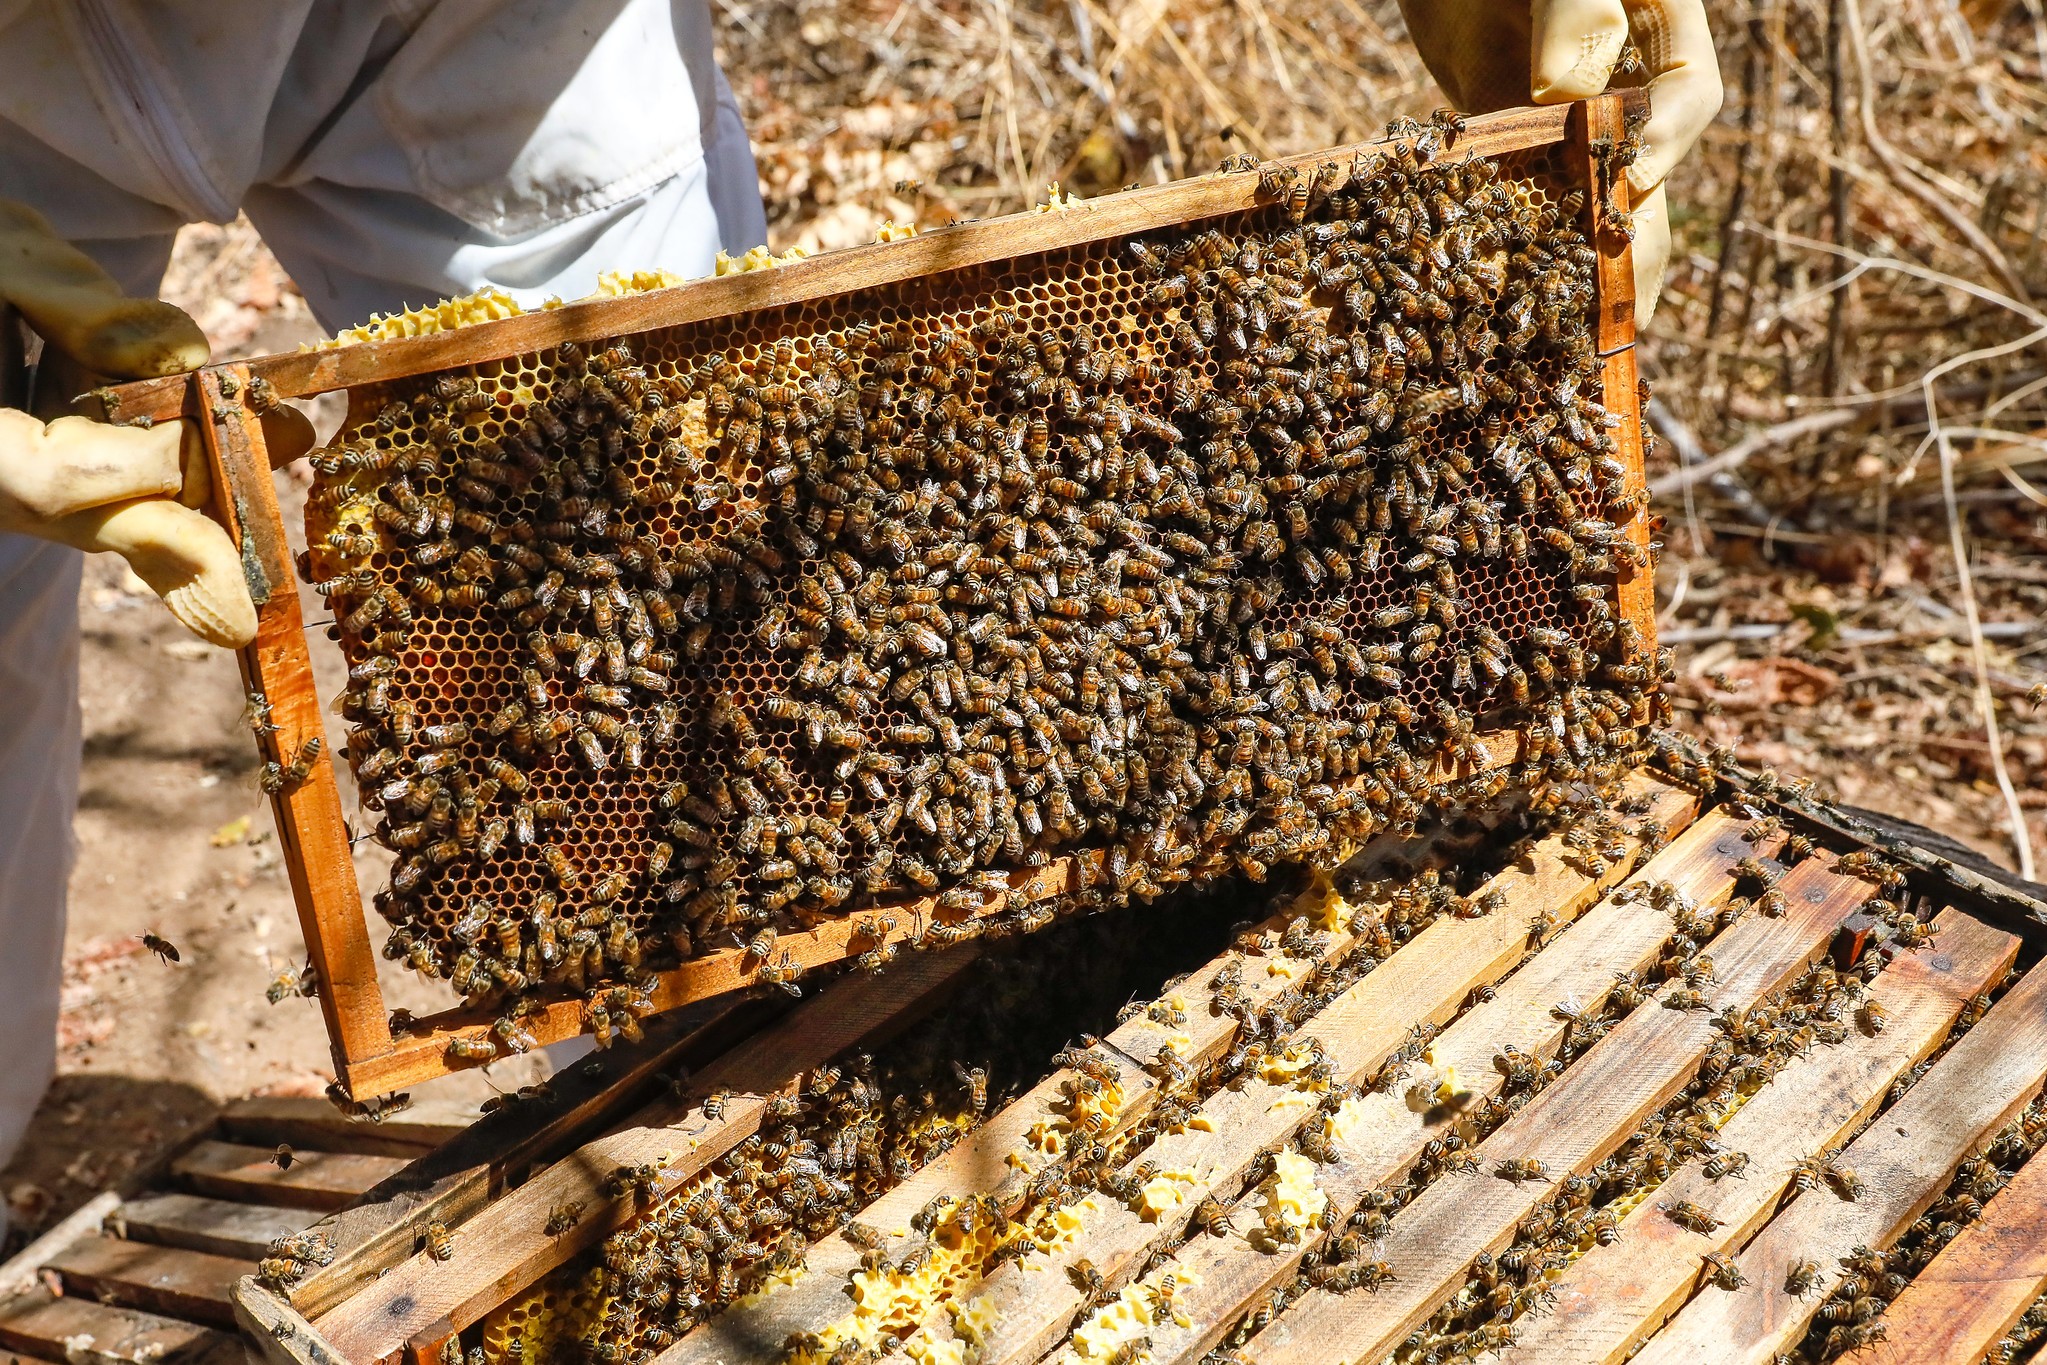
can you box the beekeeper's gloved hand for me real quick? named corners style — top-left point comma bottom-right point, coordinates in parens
top-left (0, 197), bottom-right (256, 647)
top-left (1395, 0), bottom-right (1723, 326)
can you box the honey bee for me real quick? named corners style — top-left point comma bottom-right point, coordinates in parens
top-left (1700, 1251), bottom-right (1747, 1290)
top-left (260, 736), bottom-right (324, 794)
top-left (1781, 1258), bottom-right (1823, 1296)
top-left (1660, 1200), bottom-right (1721, 1233)
top-left (266, 963), bottom-right (315, 1003)
top-left (423, 1220), bottom-right (456, 1261)
top-left (140, 931), bottom-right (181, 964)
top-left (1494, 1157), bottom-right (1550, 1183)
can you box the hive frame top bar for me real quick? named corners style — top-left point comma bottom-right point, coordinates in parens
top-left (143, 93), bottom-right (1654, 1099)
top-left (97, 94), bottom-right (1644, 425)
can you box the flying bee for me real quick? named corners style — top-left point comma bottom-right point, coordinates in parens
top-left (267, 962), bottom-right (315, 1003)
top-left (141, 931), bottom-right (181, 964)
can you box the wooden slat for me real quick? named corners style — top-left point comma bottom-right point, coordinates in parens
top-left (1240, 853), bottom-right (1876, 1365)
top-left (216, 1097), bottom-right (466, 1157)
top-left (194, 368), bottom-right (391, 1082)
top-left (890, 777), bottom-right (1700, 1365)
top-left (0, 1291), bottom-right (239, 1365)
top-left (100, 103), bottom-right (1625, 425)
top-left (113, 1194), bottom-right (316, 1261)
top-left (1844, 1144), bottom-right (2047, 1364)
top-left (1134, 805), bottom-right (1765, 1364)
top-left (235, 1277), bottom-right (351, 1365)
top-left (235, 1277), bottom-right (347, 1365)
top-left (1632, 953), bottom-right (2047, 1365)
top-left (42, 1236), bottom-right (251, 1330)
top-left (1500, 907), bottom-right (2019, 1364)
top-left (312, 944), bottom-right (980, 1362)
top-left (0, 1192), bottom-right (122, 1297)
top-left (173, 1142), bottom-right (409, 1212)
top-left (660, 802), bottom-right (1527, 1365)
top-left (291, 1001), bottom-right (734, 1319)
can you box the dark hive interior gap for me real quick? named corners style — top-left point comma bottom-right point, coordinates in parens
top-left (301, 121), bottom-right (1655, 1061)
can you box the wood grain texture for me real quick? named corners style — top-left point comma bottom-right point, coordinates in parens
top-left (173, 1142), bottom-right (409, 1213)
top-left (291, 1001), bottom-right (733, 1319)
top-left (1569, 97), bottom-right (1655, 674)
top-left (659, 808), bottom-right (1524, 1365)
top-left (235, 1277), bottom-right (353, 1365)
top-left (42, 1235), bottom-right (253, 1330)
top-left (1575, 96), bottom-right (1638, 356)
top-left (1844, 1140), bottom-right (2047, 1365)
top-left (195, 368), bottom-right (390, 1078)
top-left (1632, 952), bottom-right (2047, 1365)
top-left (1242, 854), bottom-right (1876, 1365)
top-left (0, 1290), bottom-right (239, 1365)
top-left (897, 775), bottom-right (1698, 1365)
top-left (101, 104), bottom-right (1625, 424)
top-left (313, 946), bottom-right (978, 1362)
top-left (1501, 908), bottom-right (2020, 1364)
top-left (111, 1194), bottom-right (317, 1262)
top-left (215, 1097), bottom-right (465, 1157)
top-left (1138, 802), bottom-right (1752, 1365)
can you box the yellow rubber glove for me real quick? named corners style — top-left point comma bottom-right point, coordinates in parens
top-left (0, 197), bottom-right (257, 647)
top-left (1395, 0), bottom-right (1723, 326)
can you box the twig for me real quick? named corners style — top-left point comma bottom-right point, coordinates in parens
top-left (1647, 409), bottom-right (1861, 495)
top-left (1648, 399), bottom-right (1708, 556)
top-left (1934, 360), bottom-right (2042, 880)
top-left (1823, 0), bottom-right (1851, 397)
top-left (1659, 621), bottom-right (2037, 646)
top-left (1840, 0), bottom-right (2033, 301)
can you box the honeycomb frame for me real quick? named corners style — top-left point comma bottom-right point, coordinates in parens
top-left (152, 96), bottom-right (1654, 1099)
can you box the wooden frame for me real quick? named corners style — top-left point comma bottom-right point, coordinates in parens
top-left (107, 95), bottom-right (1654, 1101)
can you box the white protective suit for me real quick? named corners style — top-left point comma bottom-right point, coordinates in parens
top-left (0, 0), bottom-right (766, 1168)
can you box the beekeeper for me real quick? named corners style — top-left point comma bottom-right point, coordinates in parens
top-left (0, 0), bottom-right (1717, 1175)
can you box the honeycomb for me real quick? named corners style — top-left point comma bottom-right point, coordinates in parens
top-left (301, 115), bottom-right (1656, 1054)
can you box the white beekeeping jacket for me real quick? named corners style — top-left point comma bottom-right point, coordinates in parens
top-left (0, 0), bottom-right (765, 324)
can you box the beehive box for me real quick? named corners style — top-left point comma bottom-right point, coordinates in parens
top-left (192, 758), bottom-right (2047, 1365)
top-left (103, 96), bottom-right (1657, 1102)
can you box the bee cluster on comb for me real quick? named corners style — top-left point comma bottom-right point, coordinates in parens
top-left (300, 111), bottom-right (1662, 1060)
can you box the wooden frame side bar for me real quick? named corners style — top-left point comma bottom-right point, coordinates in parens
top-left (195, 368), bottom-right (392, 1076)
top-left (1573, 95), bottom-right (1658, 674)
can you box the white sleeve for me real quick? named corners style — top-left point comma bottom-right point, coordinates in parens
top-left (241, 0), bottom-right (767, 331)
